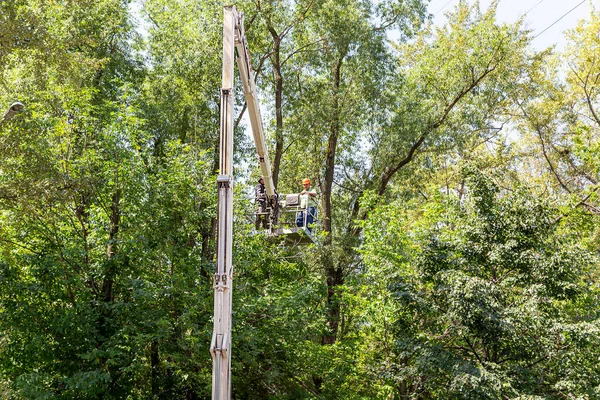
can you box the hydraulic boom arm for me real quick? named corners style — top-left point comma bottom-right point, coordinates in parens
top-left (211, 6), bottom-right (276, 400)
top-left (232, 12), bottom-right (277, 201)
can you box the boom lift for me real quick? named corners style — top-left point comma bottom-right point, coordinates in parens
top-left (211, 6), bottom-right (318, 399)
top-left (211, 6), bottom-right (278, 399)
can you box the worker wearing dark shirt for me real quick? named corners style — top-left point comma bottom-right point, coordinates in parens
top-left (255, 177), bottom-right (268, 229)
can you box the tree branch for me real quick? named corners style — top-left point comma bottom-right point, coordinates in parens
top-left (281, 0), bottom-right (316, 40)
top-left (281, 39), bottom-right (324, 67)
top-left (234, 102), bottom-right (247, 131)
top-left (464, 336), bottom-right (485, 365)
top-left (375, 42), bottom-right (503, 197)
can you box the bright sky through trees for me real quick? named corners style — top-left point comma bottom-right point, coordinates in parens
top-left (429, 0), bottom-right (593, 50)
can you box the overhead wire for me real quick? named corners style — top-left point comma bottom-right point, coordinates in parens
top-left (430, 0), bottom-right (586, 43)
top-left (433, 0), bottom-right (547, 20)
top-left (524, 0), bottom-right (547, 16)
top-left (532, 0), bottom-right (586, 40)
top-left (435, 0), bottom-right (545, 18)
top-left (434, 0), bottom-right (455, 16)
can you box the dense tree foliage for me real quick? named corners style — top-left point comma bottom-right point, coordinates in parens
top-left (1, 0), bottom-right (599, 398)
top-left (361, 167), bottom-right (600, 397)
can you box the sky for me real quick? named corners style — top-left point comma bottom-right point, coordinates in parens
top-left (130, 0), bottom-right (595, 52)
top-left (428, 0), bottom-right (595, 51)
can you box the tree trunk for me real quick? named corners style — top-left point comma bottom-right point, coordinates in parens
top-left (101, 190), bottom-right (121, 304)
top-left (269, 29), bottom-right (284, 187)
top-left (151, 340), bottom-right (160, 396)
top-left (321, 57), bottom-right (343, 345)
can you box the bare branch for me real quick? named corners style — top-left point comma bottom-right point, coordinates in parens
top-left (463, 336), bottom-right (485, 365)
top-left (568, 61), bottom-right (600, 127)
top-left (517, 100), bottom-right (572, 193)
top-left (253, 49), bottom-right (275, 81)
top-left (281, 0), bottom-right (317, 40)
top-left (234, 102), bottom-right (247, 131)
top-left (374, 13), bottom-right (400, 32)
top-left (281, 39), bottom-right (324, 67)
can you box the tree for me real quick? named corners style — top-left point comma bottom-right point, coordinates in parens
top-left (515, 10), bottom-right (600, 218)
top-left (0, 0), bottom-right (219, 397)
top-left (286, 0), bottom-right (427, 350)
top-left (307, 0), bottom-right (529, 350)
top-left (262, 1), bottom-right (534, 395)
top-left (361, 166), bottom-right (600, 398)
top-left (2, 1), bottom-right (599, 398)
top-left (243, 0), bottom-right (317, 187)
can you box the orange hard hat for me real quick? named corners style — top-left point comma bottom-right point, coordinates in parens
top-left (302, 178), bottom-right (311, 185)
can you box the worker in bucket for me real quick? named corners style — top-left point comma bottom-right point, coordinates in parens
top-left (296, 178), bottom-right (317, 232)
top-left (255, 177), bottom-right (268, 229)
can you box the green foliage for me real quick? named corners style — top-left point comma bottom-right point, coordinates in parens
top-left (361, 167), bottom-right (600, 398)
top-left (0, 0), bottom-right (218, 397)
top-left (231, 232), bottom-right (327, 399)
top-left (1, 0), bottom-right (600, 398)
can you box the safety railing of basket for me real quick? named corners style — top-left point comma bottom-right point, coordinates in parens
top-left (277, 193), bottom-right (318, 231)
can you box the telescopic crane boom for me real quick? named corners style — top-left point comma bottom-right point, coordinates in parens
top-left (211, 6), bottom-right (276, 400)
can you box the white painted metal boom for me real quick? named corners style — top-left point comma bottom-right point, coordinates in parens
top-left (232, 11), bottom-right (277, 200)
top-left (211, 6), bottom-right (276, 400)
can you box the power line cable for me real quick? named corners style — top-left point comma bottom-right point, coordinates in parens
top-left (434, 0), bottom-right (455, 16)
top-left (532, 0), bottom-right (586, 40)
top-left (524, 0), bottom-right (547, 16)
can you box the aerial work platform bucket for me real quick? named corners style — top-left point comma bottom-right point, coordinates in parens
top-left (254, 193), bottom-right (317, 245)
